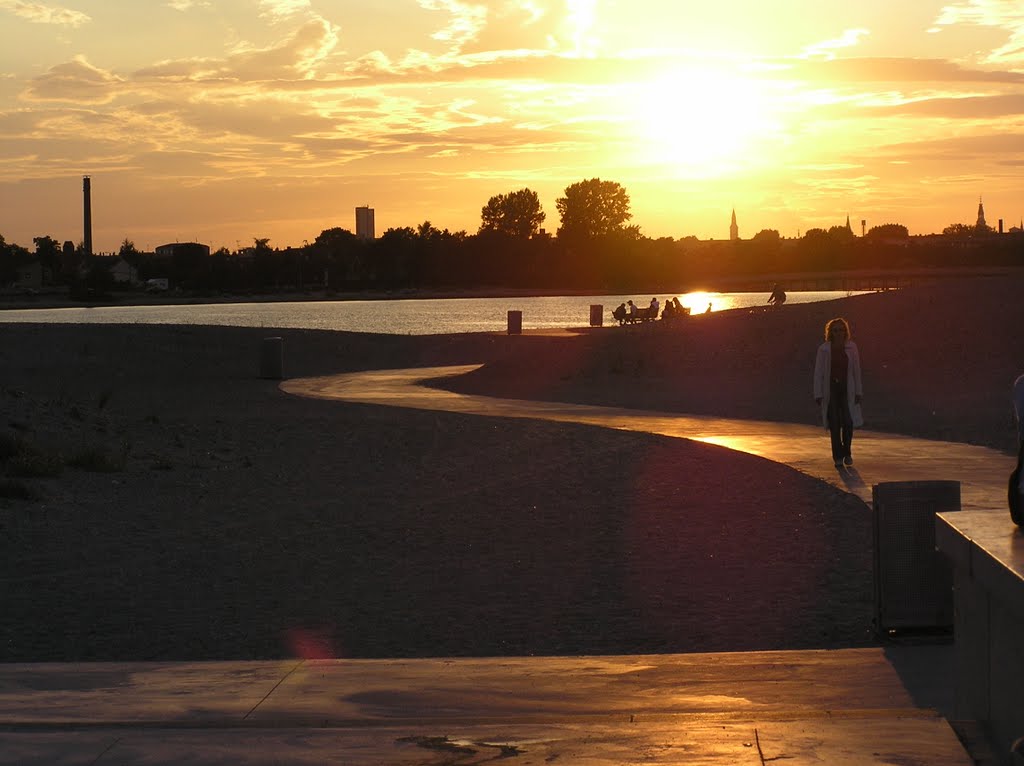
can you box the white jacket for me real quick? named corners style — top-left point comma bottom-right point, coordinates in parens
top-left (813, 340), bottom-right (864, 430)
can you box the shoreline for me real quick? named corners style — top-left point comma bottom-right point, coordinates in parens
top-left (3, 264), bottom-right (1020, 312)
top-left (0, 285), bottom-right (789, 312)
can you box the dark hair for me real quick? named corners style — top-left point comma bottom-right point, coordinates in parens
top-left (824, 317), bottom-right (851, 342)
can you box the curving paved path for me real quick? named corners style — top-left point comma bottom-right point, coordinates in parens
top-left (281, 364), bottom-right (1014, 513)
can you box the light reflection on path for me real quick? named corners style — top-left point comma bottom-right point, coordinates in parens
top-left (281, 365), bottom-right (1013, 512)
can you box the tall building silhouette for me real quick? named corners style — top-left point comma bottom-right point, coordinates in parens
top-left (83, 176), bottom-right (93, 256)
top-left (355, 206), bottom-right (375, 240)
top-left (976, 198), bottom-right (987, 230)
top-left (729, 208), bottom-right (738, 241)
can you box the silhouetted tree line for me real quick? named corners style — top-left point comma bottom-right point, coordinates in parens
top-left (2, 179), bottom-right (1023, 295)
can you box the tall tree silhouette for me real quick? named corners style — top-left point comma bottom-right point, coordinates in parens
top-left (33, 235), bottom-right (61, 268)
top-left (314, 227), bottom-right (363, 288)
top-left (479, 188), bottom-right (545, 238)
top-left (555, 178), bottom-right (631, 240)
top-left (0, 234), bottom-right (29, 286)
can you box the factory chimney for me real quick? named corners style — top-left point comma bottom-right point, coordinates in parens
top-left (83, 176), bottom-right (93, 256)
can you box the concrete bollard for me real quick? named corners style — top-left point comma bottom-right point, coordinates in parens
top-left (507, 310), bottom-right (522, 335)
top-left (589, 304), bottom-right (603, 327)
top-left (260, 336), bottom-right (284, 379)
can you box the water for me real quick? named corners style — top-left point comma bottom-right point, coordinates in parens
top-left (0, 291), bottom-right (862, 335)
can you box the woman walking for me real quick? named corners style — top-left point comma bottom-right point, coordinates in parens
top-left (813, 317), bottom-right (863, 469)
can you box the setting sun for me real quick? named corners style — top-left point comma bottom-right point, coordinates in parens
top-left (628, 67), bottom-right (781, 176)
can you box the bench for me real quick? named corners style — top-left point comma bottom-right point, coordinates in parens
top-left (613, 307), bottom-right (656, 325)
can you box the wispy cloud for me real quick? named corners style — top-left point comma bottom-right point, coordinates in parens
top-left (935, 0), bottom-right (1024, 27)
top-left (136, 17), bottom-right (339, 81)
top-left (933, 0), bottom-right (1024, 63)
top-left (23, 56), bottom-right (123, 103)
top-left (565, 0), bottom-right (598, 55)
top-left (863, 92), bottom-right (1024, 118)
top-left (0, 0), bottom-right (89, 27)
top-left (259, 0), bottom-right (311, 21)
top-left (874, 131), bottom-right (1024, 163)
top-left (420, 0), bottom-right (488, 50)
top-left (409, 0), bottom-right (595, 60)
top-left (784, 56), bottom-right (1024, 84)
top-left (166, 0), bottom-right (211, 11)
top-left (801, 29), bottom-right (870, 60)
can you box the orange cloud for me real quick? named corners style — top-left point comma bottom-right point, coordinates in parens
top-left (0, 0), bottom-right (89, 27)
top-left (23, 56), bottom-right (122, 104)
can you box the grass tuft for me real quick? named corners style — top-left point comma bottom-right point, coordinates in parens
top-left (9, 449), bottom-right (63, 478)
top-left (0, 478), bottom-right (37, 501)
top-left (67, 442), bottom-right (128, 473)
top-left (0, 432), bottom-right (22, 461)
top-left (2, 433), bottom-right (62, 477)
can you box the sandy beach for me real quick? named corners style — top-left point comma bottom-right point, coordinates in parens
top-left (1, 275), bottom-right (1021, 662)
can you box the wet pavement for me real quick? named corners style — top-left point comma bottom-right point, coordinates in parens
top-left (0, 648), bottom-right (976, 765)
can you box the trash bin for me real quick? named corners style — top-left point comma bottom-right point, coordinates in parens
top-left (589, 304), bottom-right (603, 327)
top-left (260, 336), bottom-right (284, 379)
top-left (507, 310), bottom-right (522, 335)
top-left (872, 480), bottom-right (959, 633)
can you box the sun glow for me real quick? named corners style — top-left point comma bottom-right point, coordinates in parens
top-left (627, 66), bottom-right (780, 176)
top-left (678, 291), bottom-right (716, 314)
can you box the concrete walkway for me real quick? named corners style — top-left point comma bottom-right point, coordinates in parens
top-left (0, 648), bottom-right (976, 765)
top-left (282, 364), bottom-right (1016, 512)
top-left (2, 365), bottom-right (1011, 765)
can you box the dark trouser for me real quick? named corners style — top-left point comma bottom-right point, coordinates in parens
top-left (827, 380), bottom-right (853, 461)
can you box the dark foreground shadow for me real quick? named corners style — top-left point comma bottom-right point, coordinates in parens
top-left (839, 466), bottom-right (869, 496)
top-left (884, 643), bottom-right (955, 718)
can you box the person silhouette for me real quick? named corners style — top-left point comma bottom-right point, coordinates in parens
top-left (813, 317), bottom-right (863, 469)
top-left (1009, 374), bottom-right (1024, 525)
top-left (1014, 374), bottom-right (1024, 445)
top-left (767, 283), bottom-right (787, 306)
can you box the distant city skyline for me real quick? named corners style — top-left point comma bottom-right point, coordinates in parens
top-left (2, 1), bottom-right (1024, 253)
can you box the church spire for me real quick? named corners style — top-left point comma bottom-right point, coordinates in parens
top-left (729, 208), bottom-right (738, 241)
top-left (977, 197), bottom-right (987, 230)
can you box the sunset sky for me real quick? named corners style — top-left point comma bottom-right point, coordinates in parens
top-left (2, 0), bottom-right (1024, 253)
